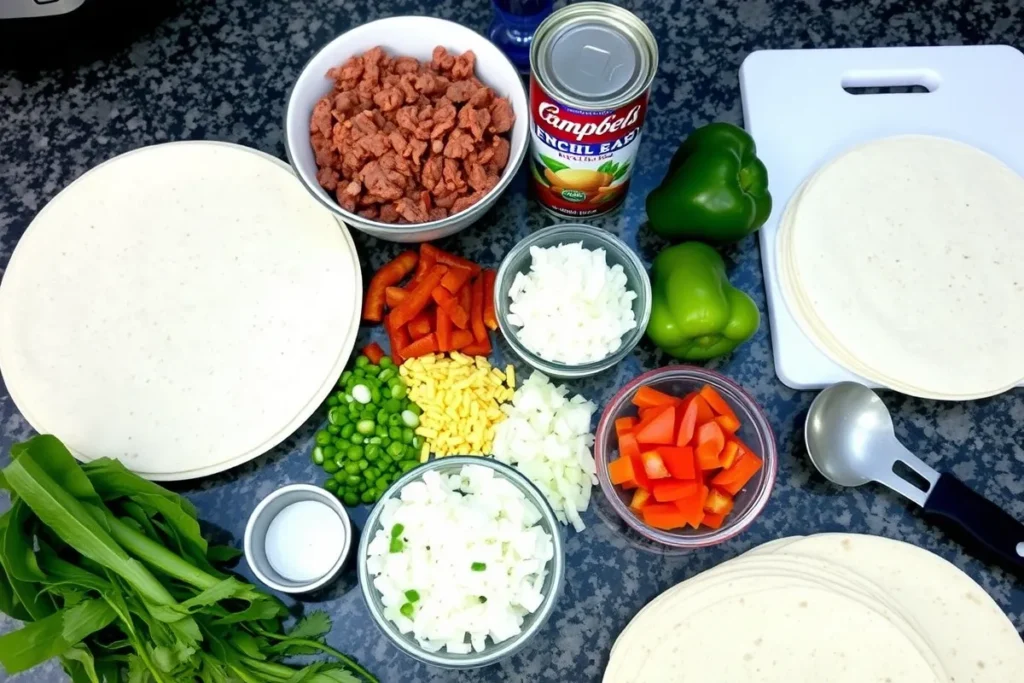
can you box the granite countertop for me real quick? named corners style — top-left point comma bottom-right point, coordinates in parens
top-left (1, 0), bottom-right (1022, 680)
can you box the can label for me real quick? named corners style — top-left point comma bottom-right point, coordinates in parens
top-left (529, 77), bottom-right (649, 217)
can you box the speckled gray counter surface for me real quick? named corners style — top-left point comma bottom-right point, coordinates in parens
top-left (1, 0), bottom-right (1023, 680)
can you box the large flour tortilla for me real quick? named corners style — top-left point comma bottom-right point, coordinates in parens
top-left (605, 534), bottom-right (1023, 683)
top-left (777, 135), bottom-right (1024, 399)
top-left (0, 142), bottom-right (361, 479)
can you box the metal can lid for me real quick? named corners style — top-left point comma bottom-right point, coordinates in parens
top-left (531, 2), bottom-right (658, 110)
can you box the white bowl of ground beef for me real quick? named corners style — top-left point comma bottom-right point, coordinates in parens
top-left (285, 16), bottom-right (528, 243)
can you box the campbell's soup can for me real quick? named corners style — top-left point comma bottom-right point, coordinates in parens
top-left (528, 2), bottom-right (658, 218)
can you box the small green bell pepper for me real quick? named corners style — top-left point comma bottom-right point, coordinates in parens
top-left (646, 242), bottom-right (760, 361)
top-left (646, 122), bottom-right (772, 244)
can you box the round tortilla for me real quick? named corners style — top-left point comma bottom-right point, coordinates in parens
top-left (771, 534), bottom-right (1024, 682)
top-left (606, 573), bottom-right (943, 683)
top-left (0, 142), bottom-right (361, 479)
top-left (777, 135), bottom-right (1024, 399)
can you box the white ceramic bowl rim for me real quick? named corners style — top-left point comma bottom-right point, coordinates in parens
top-left (283, 15), bottom-right (529, 233)
top-left (356, 456), bottom-right (566, 668)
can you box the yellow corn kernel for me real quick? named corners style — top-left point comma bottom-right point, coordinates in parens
top-left (505, 364), bottom-right (515, 389)
top-left (420, 442), bottom-right (430, 463)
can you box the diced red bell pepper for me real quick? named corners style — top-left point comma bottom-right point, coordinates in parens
top-left (701, 512), bottom-right (726, 529)
top-left (672, 484), bottom-right (708, 528)
top-left (609, 456), bottom-right (640, 489)
top-left (641, 450), bottom-right (671, 479)
top-left (642, 503), bottom-right (688, 530)
top-left (629, 488), bottom-right (652, 512)
top-left (695, 421), bottom-right (725, 469)
top-left (362, 342), bottom-right (386, 365)
top-left (699, 384), bottom-right (738, 421)
top-left (615, 417), bottom-right (638, 439)
top-left (363, 250), bottom-right (419, 322)
top-left (711, 451), bottom-right (763, 496)
top-left (618, 432), bottom-right (650, 490)
top-left (676, 398), bottom-right (699, 446)
top-left (718, 440), bottom-right (740, 469)
top-left (704, 488), bottom-right (734, 516)
top-left (686, 393), bottom-right (715, 424)
top-left (715, 414), bottom-right (741, 434)
top-left (635, 406), bottom-right (677, 446)
top-left (659, 446), bottom-right (695, 480)
top-left (632, 386), bottom-right (682, 409)
top-left (652, 479), bottom-right (700, 503)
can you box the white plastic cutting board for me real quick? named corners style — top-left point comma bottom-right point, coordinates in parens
top-left (739, 45), bottom-right (1024, 390)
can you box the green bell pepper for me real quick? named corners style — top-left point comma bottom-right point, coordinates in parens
top-left (646, 242), bottom-right (760, 361)
top-left (646, 122), bottom-right (772, 244)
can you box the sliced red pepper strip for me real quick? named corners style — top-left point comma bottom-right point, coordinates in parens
top-left (470, 274), bottom-right (488, 343)
top-left (385, 286), bottom-right (408, 309)
top-left (615, 416), bottom-right (638, 439)
top-left (385, 314), bottom-right (410, 364)
top-left (389, 264), bottom-right (448, 329)
top-left (407, 311), bottom-right (433, 340)
top-left (421, 243), bottom-right (481, 276)
top-left (699, 384), bottom-right (739, 421)
top-left (436, 306), bottom-right (453, 352)
top-left (432, 286), bottom-right (470, 328)
top-left (408, 244), bottom-right (436, 288)
top-left (635, 406), bottom-right (677, 446)
top-left (364, 251), bottom-right (418, 322)
top-left (400, 333), bottom-right (438, 359)
top-left (362, 342), bottom-right (386, 365)
top-left (460, 336), bottom-right (492, 357)
top-left (482, 269), bottom-right (498, 331)
top-left (450, 329), bottom-right (474, 350)
top-left (659, 445), bottom-right (696, 480)
top-left (458, 283), bottom-right (472, 320)
top-left (441, 264), bottom-right (473, 294)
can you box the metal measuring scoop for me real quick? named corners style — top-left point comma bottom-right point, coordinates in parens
top-left (805, 382), bottom-right (1024, 576)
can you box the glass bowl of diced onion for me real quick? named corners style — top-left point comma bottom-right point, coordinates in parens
top-left (356, 457), bottom-right (565, 669)
top-left (594, 366), bottom-right (778, 549)
top-left (493, 224), bottom-right (652, 379)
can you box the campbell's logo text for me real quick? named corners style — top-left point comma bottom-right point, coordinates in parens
top-left (536, 103), bottom-right (642, 142)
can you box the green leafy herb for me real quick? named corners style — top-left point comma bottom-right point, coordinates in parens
top-left (539, 154), bottom-right (569, 173)
top-left (0, 435), bottom-right (379, 682)
top-left (390, 523), bottom-right (404, 538)
top-left (404, 589), bottom-right (419, 602)
top-left (471, 562), bottom-right (486, 572)
top-left (399, 603), bottom-right (414, 618)
top-left (389, 538), bottom-right (404, 553)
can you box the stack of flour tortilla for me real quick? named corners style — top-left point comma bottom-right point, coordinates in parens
top-left (776, 135), bottom-right (1024, 399)
top-left (604, 534), bottom-right (1023, 683)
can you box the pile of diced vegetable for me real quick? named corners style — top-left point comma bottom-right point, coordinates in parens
top-left (314, 350), bottom-right (425, 506)
top-left (363, 243), bottom-right (498, 360)
top-left (608, 384), bottom-right (763, 530)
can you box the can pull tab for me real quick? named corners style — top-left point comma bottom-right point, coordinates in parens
top-left (578, 43), bottom-right (626, 85)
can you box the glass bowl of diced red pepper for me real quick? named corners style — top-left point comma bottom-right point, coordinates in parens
top-left (594, 366), bottom-right (777, 548)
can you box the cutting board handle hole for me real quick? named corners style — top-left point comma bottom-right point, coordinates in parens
top-left (841, 69), bottom-right (939, 95)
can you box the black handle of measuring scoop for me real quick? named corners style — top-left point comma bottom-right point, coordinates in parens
top-left (923, 473), bottom-right (1024, 576)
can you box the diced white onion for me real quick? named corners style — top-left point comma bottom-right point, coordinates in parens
top-left (492, 371), bottom-right (597, 531)
top-left (366, 464), bottom-right (554, 653)
top-left (506, 242), bottom-right (637, 365)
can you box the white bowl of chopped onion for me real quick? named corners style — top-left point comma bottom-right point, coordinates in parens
top-left (357, 457), bottom-right (565, 669)
top-left (495, 224), bottom-right (652, 378)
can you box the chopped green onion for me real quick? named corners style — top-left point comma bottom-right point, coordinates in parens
top-left (471, 562), bottom-right (486, 572)
top-left (399, 603), bottom-right (414, 617)
top-left (390, 538), bottom-right (404, 553)
top-left (391, 523), bottom-right (405, 538)
top-left (356, 419), bottom-right (375, 435)
top-left (352, 384), bottom-right (371, 404)
top-left (405, 589), bottom-right (420, 602)
top-left (401, 410), bottom-right (420, 428)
